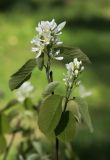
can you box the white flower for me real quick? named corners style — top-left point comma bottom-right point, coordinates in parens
top-left (16, 82), bottom-right (34, 103)
top-left (36, 19), bottom-right (57, 34)
top-left (64, 58), bottom-right (84, 87)
top-left (31, 37), bottom-right (45, 58)
top-left (36, 19), bottom-right (66, 36)
top-left (66, 62), bottom-right (73, 72)
top-left (73, 58), bottom-right (81, 69)
top-left (31, 19), bottom-right (66, 60)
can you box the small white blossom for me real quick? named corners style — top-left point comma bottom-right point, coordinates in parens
top-left (31, 36), bottom-right (45, 58)
top-left (73, 58), bottom-right (81, 69)
top-left (66, 62), bottom-right (74, 72)
top-left (74, 70), bottom-right (79, 77)
top-left (64, 58), bottom-right (84, 87)
top-left (16, 82), bottom-right (34, 103)
top-left (31, 19), bottom-right (66, 60)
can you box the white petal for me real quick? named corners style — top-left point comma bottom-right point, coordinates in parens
top-left (74, 70), bottom-right (79, 76)
top-left (36, 27), bottom-right (42, 33)
top-left (56, 41), bottom-right (63, 45)
top-left (55, 50), bottom-right (60, 56)
top-left (32, 47), bottom-right (38, 52)
top-left (55, 57), bottom-right (63, 60)
top-left (73, 58), bottom-right (78, 64)
top-left (36, 51), bottom-right (42, 58)
top-left (81, 66), bottom-right (84, 71)
top-left (50, 19), bottom-right (57, 30)
top-left (56, 21), bottom-right (66, 32)
top-left (55, 32), bottom-right (62, 35)
top-left (31, 38), bottom-right (36, 44)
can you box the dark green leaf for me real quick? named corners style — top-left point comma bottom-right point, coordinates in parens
top-left (9, 59), bottom-right (37, 91)
top-left (75, 97), bottom-right (93, 133)
top-left (38, 95), bottom-right (62, 135)
top-left (37, 53), bottom-right (44, 71)
top-left (55, 111), bottom-right (77, 143)
top-left (42, 81), bottom-right (59, 97)
top-left (0, 113), bottom-right (10, 134)
top-left (60, 46), bottom-right (91, 63)
top-left (0, 135), bottom-right (6, 154)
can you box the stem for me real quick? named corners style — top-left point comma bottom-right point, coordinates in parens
top-left (3, 133), bottom-right (16, 160)
top-left (64, 78), bottom-right (75, 112)
top-left (45, 58), bottom-right (59, 160)
top-left (55, 138), bottom-right (59, 160)
top-left (3, 120), bottom-right (20, 160)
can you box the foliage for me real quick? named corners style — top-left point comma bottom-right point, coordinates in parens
top-left (38, 95), bottom-right (62, 135)
top-left (9, 59), bottom-right (37, 91)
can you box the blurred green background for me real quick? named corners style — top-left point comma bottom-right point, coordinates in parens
top-left (0, 0), bottom-right (110, 159)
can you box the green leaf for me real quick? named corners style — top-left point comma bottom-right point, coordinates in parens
top-left (55, 111), bottom-right (77, 143)
top-left (0, 135), bottom-right (6, 154)
top-left (55, 83), bottom-right (66, 97)
top-left (67, 100), bottom-right (81, 123)
top-left (37, 53), bottom-right (44, 71)
top-left (38, 95), bottom-right (62, 135)
top-left (60, 46), bottom-right (91, 63)
top-left (75, 97), bottom-right (93, 133)
top-left (0, 113), bottom-right (10, 134)
top-left (42, 81), bottom-right (59, 97)
top-left (9, 59), bottom-right (37, 91)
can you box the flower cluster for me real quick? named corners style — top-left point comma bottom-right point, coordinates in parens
top-left (16, 82), bottom-right (34, 103)
top-left (63, 58), bottom-right (84, 87)
top-left (31, 19), bottom-right (66, 60)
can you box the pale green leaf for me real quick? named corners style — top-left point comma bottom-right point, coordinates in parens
top-left (55, 111), bottom-right (77, 143)
top-left (75, 97), bottom-right (93, 133)
top-left (67, 100), bottom-right (81, 123)
top-left (38, 95), bottom-right (62, 135)
top-left (60, 46), bottom-right (91, 63)
top-left (9, 59), bottom-right (37, 91)
top-left (42, 81), bottom-right (59, 97)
